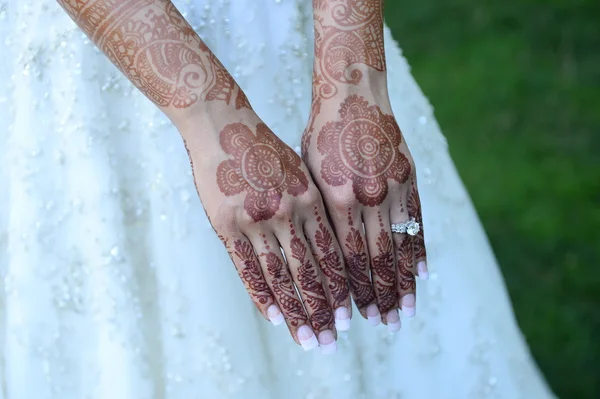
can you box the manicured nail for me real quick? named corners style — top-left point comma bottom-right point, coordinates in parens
top-left (297, 325), bottom-right (318, 351)
top-left (386, 309), bottom-right (401, 333)
top-left (267, 304), bottom-right (284, 326)
top-left (418, 261), bottom-right (429, 280)
top-left (318, 330), bottom-right (337, 355)
top-left (334, 307), bottom-right (351, 331)
top-left (366, 304), bottom-right (381, 326)
top-left (401, 294), bottom-right (416, 318)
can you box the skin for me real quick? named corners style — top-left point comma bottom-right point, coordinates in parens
top-left (303, 0), bottom-right (428, 325)
top-left (57, 0), bottom-right (352, 350)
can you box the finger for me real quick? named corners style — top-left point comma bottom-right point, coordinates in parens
top-left (390, 196), bottom-right (416, 322)
top-left (246, 232), bottom-right (315, 349)
top-left (395, 233), bottom-right (417, 318)
top-left (222, 235), bottom-right (279, 323)
top-left (279, 220), bottom-right (337, 354)
top-left (363, 208), bottom-right (397, 325)
top-left (304, 205), bottom-right (352, 331)
top-left (407, 174), bottom-right (428, 279)
top-left (331, 206), bottom-right (377, 320)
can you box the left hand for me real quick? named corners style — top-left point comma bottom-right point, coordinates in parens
top-left (302, 87), bottom-right (428, 332)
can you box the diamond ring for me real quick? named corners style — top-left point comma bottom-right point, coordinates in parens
top-left (391, 217), bottom-right (420, 236)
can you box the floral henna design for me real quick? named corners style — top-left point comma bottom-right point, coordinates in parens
top-left (58, 0), bottom-right (250, 110)
top-left (216, 123), bottom-right (309, 222)
top-left (397, 235), bottom-right (416, 292)
top-left (344, 210), bottom-right (376, 309)
top-left (312, 208), bottom-right (349, 308)
top-left (263, 252), bottom-right (307, 327)
top-left (228, 239), bottom-right (273, 306)
top-left (371, 217), bottom-right (397, 314)
top-left (317, 95), bottom-right (411, 206)
top-left (290, 231), bottom-right (333, 331)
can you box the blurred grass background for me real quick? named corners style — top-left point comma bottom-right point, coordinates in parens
top-left (385, 0), bottom-right (600, 397)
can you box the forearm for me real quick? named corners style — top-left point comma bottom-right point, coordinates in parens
top-left (57, 0), bottom-right (251, 133)
top-left (312, 0), bottom-right (387, 99)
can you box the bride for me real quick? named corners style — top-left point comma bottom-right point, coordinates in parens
top-left (0, 0), bottom-right (555, 398)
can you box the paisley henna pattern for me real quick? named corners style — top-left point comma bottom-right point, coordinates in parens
top-left (317, 95), bottom-right (411, 206)
top-left (228, 239), bottom-right (273, 307)
top-left (371, 219), bottom-right (396, 313)
top-left (58, 0), bottom-right (250, 110)
top-left (216, 123), bottom-right (309, 222)
top-left (343, 210), bottom-right (376, 309)
top-left (407, 176), bottom-right (427, 261)
top-left (263, 252), bottom-right (307, 327)
top-left (290, 233), bottom-right (332, 331)
top-left (312, 208), bottom-right (349, 308)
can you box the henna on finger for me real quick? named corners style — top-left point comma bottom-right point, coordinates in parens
top-left (368, 212), bottom-right (398, 318)
top-left (342, 209), bottom-right (377, 311)
top-left (407, 175), bottom-right (428, 277)
top-left (285, 222), bottom-right (334, 333)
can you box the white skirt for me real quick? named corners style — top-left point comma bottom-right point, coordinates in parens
top-left (0, 0), bottom-right (554, 398)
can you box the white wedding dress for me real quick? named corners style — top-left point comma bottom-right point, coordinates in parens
top-left (0, 1), bottom-right (555, 398)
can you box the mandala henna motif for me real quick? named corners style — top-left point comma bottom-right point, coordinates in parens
top-left (290, 236), bottom-right (333, 331)
top-left (371, 229), bottom-right (397, 314)
top-left (317, 95), bottom-right (411, 206)
top-left (58, 0), bottom-right (250, 110)
top-left (216, 123), bottom-right (309, 222)
top-left (229, 239), bottom-right (272, 307)
top-left (263, 252), bottom-right (307, 327)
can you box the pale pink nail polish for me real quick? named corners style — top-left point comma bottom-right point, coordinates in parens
top-left (418, 261), bottom-right (429, 280)
top-left (387, 309), bottom-right (401, 333)
top-left (297, 325), bottom-right (318, 351)
top-left (334, 307), bottom-right (351, 331)
top-left (366, 304), bottom-right (381, 326)
top-left (318, 330), bottom-right (337, 355)
top-left (402, 294), bottom-right (416, 318)
top-left (267, 304), bottom-right (284, 326)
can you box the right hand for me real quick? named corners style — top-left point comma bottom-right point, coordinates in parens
top-left (182, 109), bottom-right (351, 353)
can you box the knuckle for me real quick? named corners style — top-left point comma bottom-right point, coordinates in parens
top-left (328, 189), bottom-right (357, 212)
top-left (300, 186), bottom-right (322, 207)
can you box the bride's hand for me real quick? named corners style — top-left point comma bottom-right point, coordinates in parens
top-left (182, 109), bottom-right (351, 352)
top-left (302, 88), bottom-right (428, 331)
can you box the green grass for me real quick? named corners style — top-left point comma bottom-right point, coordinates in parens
top-left (385, 1), bottom-right (600, 397)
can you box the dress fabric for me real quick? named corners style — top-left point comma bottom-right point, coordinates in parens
top-left (0, 1), bottom-right (555, 398)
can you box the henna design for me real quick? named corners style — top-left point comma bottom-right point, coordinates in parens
top-left (263, 252), bottom-right (307, 327)
top-left (343, 210), bottom-right (375, 309)
top-left (313, 0), bottom-right (386, 99)
top-left (371, 214), bottom-right (396, 313)
top-left (58, 0), bottom-right (250, 110)
top-left (216, 123), bottom-right (309, 222)
top-left (313, 208), bottom-right (349, 308)
top-left (290, 232), bottom-right (332, 331)
top-left (397, 235), bottom-right (416, 292)
top-left (407, 176), bottom-right (427, 261)
top-left (317, 95), bottom-right (411, 206)
top-left (229, 239), bottom-right (272, 306)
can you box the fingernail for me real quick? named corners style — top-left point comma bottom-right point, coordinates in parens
top-left (297, 325), bottom-right (319, 351)
top-left (386, 309), bottom-right (401, 333)
top-left (401, 294), bottom-right (416, 318)
top-left (418, 261), bottom-right (429, 280)
top-left (267, 304), bottom-right (284, 326)
top-left (366, 304), bottom-right (381, 326)
top-left (318, 330), bottom-right (337, 355)
top-left (334, 307), bottom-right (351, 331)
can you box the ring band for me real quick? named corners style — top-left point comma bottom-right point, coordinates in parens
top-left (391, 217), bottom-right (420, 236)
